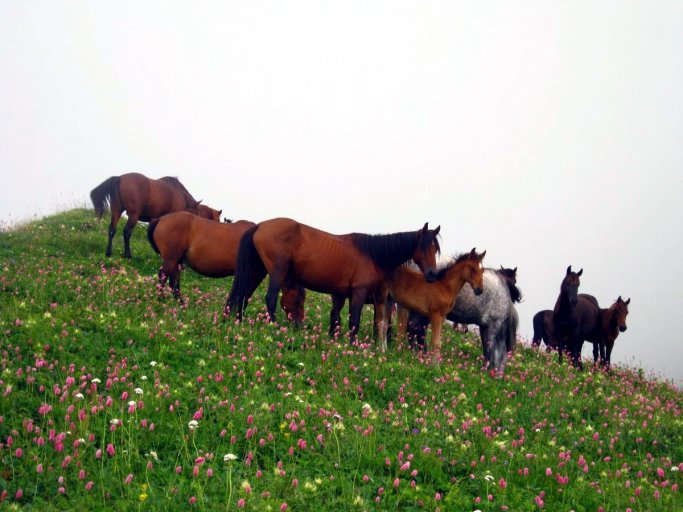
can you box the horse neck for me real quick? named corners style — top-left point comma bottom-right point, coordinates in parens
top-left (602, 306), bottom-right (620, 336)
top-left (554, 284), bottom-right (574, 313)
top-left (441, 262), bottom-right (469, 296)
top-left (352, 231), bottom-right (420, 272)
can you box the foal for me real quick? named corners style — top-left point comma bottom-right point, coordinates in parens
top-left (386, 248), bottom-right (486, 364)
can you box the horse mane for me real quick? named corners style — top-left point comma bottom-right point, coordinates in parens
top-left (350, 229), bottom-right (439, 271)
top-left (495, 269), bottom-right (523, 303)
top-left (433, 252), bottom-right (475, 280)
top-left (159, 176), bottom-right (196, 202)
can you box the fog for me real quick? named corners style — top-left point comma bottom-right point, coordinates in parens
top-left (1, 2), bottom-right (682, 383)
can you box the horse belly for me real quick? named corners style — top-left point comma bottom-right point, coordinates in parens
top-left (185, 231), bottom-right (240, 278)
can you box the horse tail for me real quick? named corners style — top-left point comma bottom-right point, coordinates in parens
top-left (90, 176), bottom-right (120, 218)
top-left (147, 217), bottom-right (161, 254)
top-left (506, 305), bottom-right (519, 353)
top-left (531, 311), bottom-right (544, 346)
top-left (226, 225), bottom-right (267, 318)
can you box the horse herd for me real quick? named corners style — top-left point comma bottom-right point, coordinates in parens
top-left (90, 172), bottom-right (630, 372)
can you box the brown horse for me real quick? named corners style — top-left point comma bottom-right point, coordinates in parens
top-left (226, 218), bottom-right (441, 341)
top-left (147, 211), bottom-right (305, 324)
top-left (535, 296), bottom-right (630, 367)
top-left (387, 248), bottom-right (486, 364)
top-left (90, 172), bottom-right (221, 258)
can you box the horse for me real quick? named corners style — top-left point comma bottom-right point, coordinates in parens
top-left (147, 211), bottom-right (305, 324)
top-left (387, 248), bottom-right (486, 364)
top-left (405, 266), bottom-right (521, 370)
top-left (225, 218), bottom-right (441, 343)
top-left (90, 172), bottom-right (221, 258)
top-left (532, 310), bottom-right (554, 351)
top-left (553, 266), bottom-right (605, 368)
top-left (534, 297), bottom-right (630, 367)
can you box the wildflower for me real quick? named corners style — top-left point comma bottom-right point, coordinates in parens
top-left (224, 453), bottom-right (238, 462)
top-left (134, 388), bottom-right (143, 395)
top-left (150, 361), bottom-right (157, 367)
top-left (672, 466), bottom-right (680, 472)
top-left (188, 420), bottom-right (199, 431)
top-left (74, 393), bottom-right (84, 400)
top-left (106, 443), bottom-right (115, 457)
top-left (485, 474), bottom-right (494, 482)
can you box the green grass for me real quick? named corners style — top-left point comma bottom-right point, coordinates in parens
top-left (0, 209), bottom-right (681, 511)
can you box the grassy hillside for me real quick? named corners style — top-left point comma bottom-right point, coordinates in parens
top-left (0, 209), bottom-right (681, 511)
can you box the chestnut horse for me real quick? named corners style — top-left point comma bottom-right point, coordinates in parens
top-left (90, 172), bottom-right (221, 258)
top-left (226, 218), bottom-right (441, 342)
top-left (388, 248), bottom-right (486, 364)
top-left (147, 211), bottom-right (305, 324)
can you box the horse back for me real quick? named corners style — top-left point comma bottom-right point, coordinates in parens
top-left (254, 218), bottom-right (380, 294)
top-left (164, 213), bottom-right (254, 277)
top-left (118, 173), bottom-right (193, 221)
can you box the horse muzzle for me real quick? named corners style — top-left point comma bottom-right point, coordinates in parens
top-left (619, 326), bottom-right (627, 332)
top-left (473, 287), bottom-right (484, 296)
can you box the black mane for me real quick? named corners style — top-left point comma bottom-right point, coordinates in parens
top-left (159, 176), bottom-right (195, 201)
top-left (351, 229), bottom-right (439, 272)
top-left (495, 268), bottom-right (523, 303)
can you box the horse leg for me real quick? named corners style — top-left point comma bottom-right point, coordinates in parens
top-left (264, 279), bottom-right (283, 324)
top-left (396, 305), bottom-right (409, 344)
top-left (491, 322), bottom-right (507, 371)
top-left (106, 208), bottom-right (122, 258)
top-left (329, 294), bottom-right (345, 337)
top-left (604, 339), bottom-right (614, 370)
top-left (428, 315), bottom-right (443, 365)
top-left (122, 214), bottom-right (139, 259)
top-left (592, 342), bottom-right (599, 366)
top-left (372, 286), bottom-right (389, 349)
top-left (479, 325), bottom-right (491, 365)
top-left (348, 289), bottom-right (367, 344)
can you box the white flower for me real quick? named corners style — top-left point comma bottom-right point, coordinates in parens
top-left (74, 393), bottom-right (84, 400)
top-left (128, 400), bottom-right (136, 407)
top-left (224, 453), bottom-right (238, 462)
top-left (110, 418), bottom-right (121, 426)
top-left (134, 388), bottom-right (144, 395)
top-left (484, 474), bottom-right (494, 482)
top-left (140, 375), bottom-right (148, 381)
top-left (188, 420), bottom-right (199, 431)
top-left (150, 361), bottom-right (157, 367)
top-left (149, 451), bottom-right (159, 461)
top-left (672, 466), bottom-right (680, 472)
top-left (91, 378), bottom-right (101, 384)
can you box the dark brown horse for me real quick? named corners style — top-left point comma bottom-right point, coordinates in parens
top-left (535, 296), bottom-right (630, 367)
top-left (532, 310), bottom-right (555, 351)
top-left (147, 211), bottom-right (305, 324)
top-left (90, 172), bottom-right (221, 258)
top-left (553, 266), bottom-right (604, 368)
top-left (388, 249), bottom-right (486, 364)
top-left (226, 218), bottom-right (441, 341)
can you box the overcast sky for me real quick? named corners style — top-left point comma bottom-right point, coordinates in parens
top-left (1, 2), bottom-right (682, 382)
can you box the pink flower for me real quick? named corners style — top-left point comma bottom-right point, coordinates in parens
top-left (124, 474), bottom-right (133, 485)
top-left (499, 477), bottom-right (507, 489)
top-left (106, 443), bottom-right (115, 457)
top-left (280, 503), bottom-right (288, 511)
top-left (545, 467), bottom-right (552, 476)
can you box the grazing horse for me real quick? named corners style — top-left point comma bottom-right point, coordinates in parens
top-left (406, 266), bottom-right (521, 371)
top-left (535, 297), bottom-right (630, 367)
top-left (147, 211), bottom-right (305, 324)
top-left (387, 248), bottom-right (486, 364)
top-left (90, 172), bottom-right (221, 258)
top-left (226, 218), bottom-right (441, 342)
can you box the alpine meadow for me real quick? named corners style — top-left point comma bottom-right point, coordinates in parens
top-left (0, 209), bottom-right (681, 511)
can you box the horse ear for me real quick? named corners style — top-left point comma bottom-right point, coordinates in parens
top-left (480, 250), bottom-right (486, 259)
top-left (567, 265), bottom-right (572, 275)
top-left (219, 210), bottom-right (223, 216)
top-left (577, 268), bottom-right (583, 276)
top-left (198, 199), bottom-right (203, 205)
top-left (513, 267), bottom-right (517, 273)
top-left (433, 225), bottom-right (440, 236)
top-left (625, 297), bottom-right (630, 305)
top-left (422, 222), bottom-right (429, 233)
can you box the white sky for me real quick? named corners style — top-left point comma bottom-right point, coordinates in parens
top-left (1, 2), bottom-right (682, 382)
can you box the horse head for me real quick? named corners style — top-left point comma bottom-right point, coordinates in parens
top-left (613, 296), bottom-right (630, 332)
top-left (196, 202), bottom-right (222, 221)
top-left (464, 248), bottom-right (486, 295)
top-left (561, 265), bottom-right (583, 306)
top-left (412, 223), bottom-right (441, 282)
